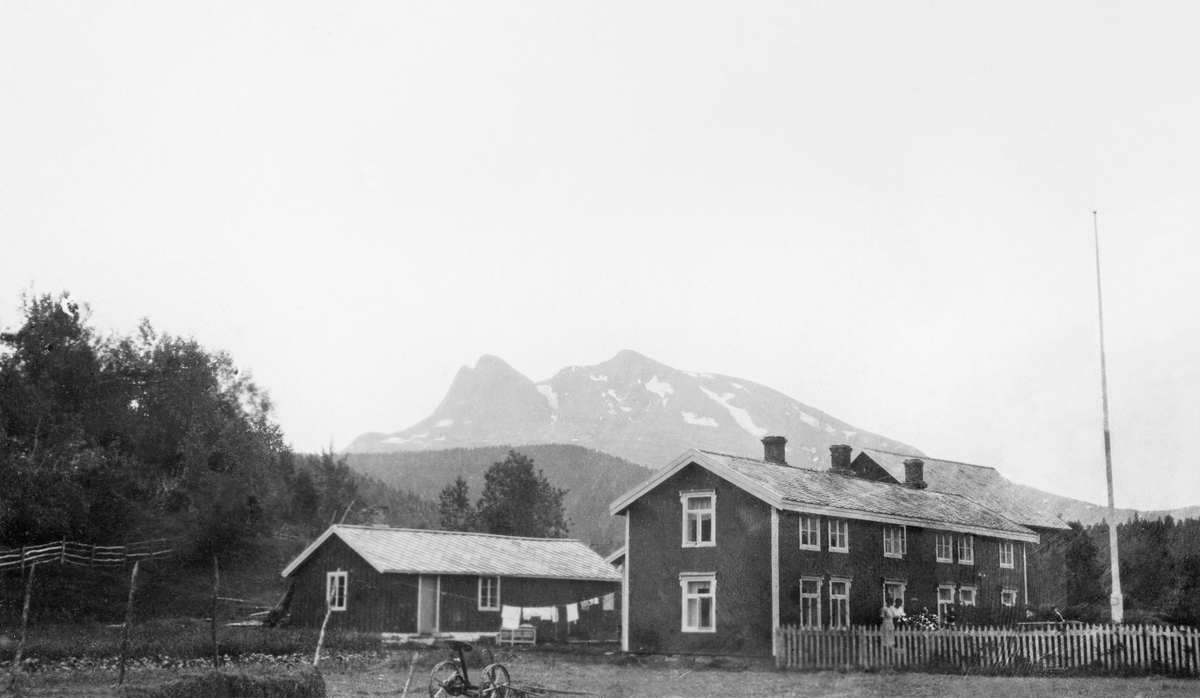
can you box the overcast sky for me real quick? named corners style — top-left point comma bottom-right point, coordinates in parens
top-left (3, 3), bottom-right (1198, 511)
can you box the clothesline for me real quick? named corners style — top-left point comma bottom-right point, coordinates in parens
top-left (500, 592), bottom-right (616, 629)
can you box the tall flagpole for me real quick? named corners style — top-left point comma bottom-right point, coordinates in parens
top-left (1093, 211), bottom-right (1124, 623)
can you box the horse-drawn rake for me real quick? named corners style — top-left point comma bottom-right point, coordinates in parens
top-left (428, 640), bottom-right (595, 698)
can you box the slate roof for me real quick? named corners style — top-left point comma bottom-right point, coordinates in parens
top-left (857, 448), bottom-right (1070, 530)
top-left (281, 526), bottom-right (622, 581)
top-left (697, 451), bottom-right (1037, 539)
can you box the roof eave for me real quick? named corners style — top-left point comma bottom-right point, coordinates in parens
top-left (609, 449), bottom-right (783, 515)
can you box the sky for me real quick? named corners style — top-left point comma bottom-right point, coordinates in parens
top-left (2, 2), bottom-right (1198, 511)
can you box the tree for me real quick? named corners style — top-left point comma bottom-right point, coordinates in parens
top-left (1062, 521), bottom-right (1106, 620)
top-left (437, 475), bottom-right (475, 531)
top-left (474, 451), bottom-right (568, 538)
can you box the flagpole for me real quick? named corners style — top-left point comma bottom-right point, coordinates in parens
top-left (1093, 210), bottom-right (1124, 623)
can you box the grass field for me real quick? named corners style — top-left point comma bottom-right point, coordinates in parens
top-left (5, 637), bottom-right (1199, 698)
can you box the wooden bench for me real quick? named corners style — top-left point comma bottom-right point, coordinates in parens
top-left (497, 625), bottom-right (536, 646)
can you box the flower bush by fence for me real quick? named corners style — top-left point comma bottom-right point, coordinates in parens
top-left (776, 623), bottom-right (1200, 676)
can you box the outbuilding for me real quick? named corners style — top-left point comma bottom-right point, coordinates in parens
top-left (280, 525), bottom-right (621, 641)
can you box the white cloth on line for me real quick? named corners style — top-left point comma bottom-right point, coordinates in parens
top-left (602, 593), bottom-right (615, 611)
top-left (566, 603), bottom-right (579, 623)
top-left (501, 605), bottom-right (521, 629)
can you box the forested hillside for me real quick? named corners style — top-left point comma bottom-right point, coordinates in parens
top-left (347, 444), bottom-right (650, 553)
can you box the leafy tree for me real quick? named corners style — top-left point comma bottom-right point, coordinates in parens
top-left (437, 475), bottom-right (475, 531)
top-left (474, 451), bottom-right (569, 538)
top-left (1062, 521), bottom-right (1107, 620)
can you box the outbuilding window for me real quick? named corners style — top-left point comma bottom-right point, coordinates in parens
top-left (326, 571), bottom-right (348, 611)
top-left (680, 574), bottom-right (716, 632)
top-left (681, 491), bottom-right (715, 547)
top-left (478, 576), bottom-right (500, 611)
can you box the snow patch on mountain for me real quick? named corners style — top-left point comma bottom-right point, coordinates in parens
top-left (644, 375), bottom-right (674, 404)
top-left (700, 386), bottom-right (767, 437)
top-left (435, 419), bottom-right (455, 428)
top-left (682, 411), bottom-right (719, 427)
top-left (536, 384), bottom-right (559, 410)
top-left (797, 411), bottom-right (820, 428)
top-left (590, 374), bottom-right (608, 382)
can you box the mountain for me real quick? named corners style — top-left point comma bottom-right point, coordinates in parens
top-left (346, 444), bottom-right (651, 553)
top-left (1010, 484), bottom-right (1200, 527)
top-left (345, 349), bottom-right (921, 468)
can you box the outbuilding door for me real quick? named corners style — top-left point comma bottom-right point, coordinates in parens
top-left (418, 576), bottom-right (439, 633)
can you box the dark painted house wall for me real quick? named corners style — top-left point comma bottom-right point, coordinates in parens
top-left (625, 463), bottom-right (773, 656)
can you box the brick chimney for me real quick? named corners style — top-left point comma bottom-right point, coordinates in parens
top-left (762, 436), bottom-right (787, 465)
top-left (904, 458), bottom-right (927, 489)
top-left (829, 444), bottom-right (853, 474)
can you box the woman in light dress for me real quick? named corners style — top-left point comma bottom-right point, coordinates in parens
top-left (881, 597), bottom-right (905, 647)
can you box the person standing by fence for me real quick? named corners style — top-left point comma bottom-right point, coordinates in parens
top-left (881, 597), bottom-right (904, 647)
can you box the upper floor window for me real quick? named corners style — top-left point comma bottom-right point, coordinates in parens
top-left (799, 515), bottom-right (820, 550)
top-left (799, 576), bottom-right (821, 628)
top-left (828, 519), bottom-right (849, 553)
top-left (935, 533), bottom-right (953, 563)
top-left (326, 571), bottom-right (348, 611)
top-left (957, 535), bottom-right (975, 565)
top-left (883, 525), bottom-right (906, 558)
top-left (829, 578), bottom-right (851, 628)
top-left (478, 576), bottom-right (500, 611)
top-left (999, 540), bottom-right (1014, 568)
top-left (680, 574), bottom-right (716, 632)
top-left (681, 491), bottom-right (715, 547)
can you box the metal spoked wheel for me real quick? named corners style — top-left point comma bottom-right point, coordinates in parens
top-left (480, 663), bottom-right (511, 698)
top-left (429, 660), bottom-right (466, 698)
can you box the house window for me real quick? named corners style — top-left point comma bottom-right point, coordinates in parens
top-left (799, 577), bottom-right (821, 628)
top-left (883, 525), bottom-right (906, 558)
top-left (959, 585), bottom-right (977, 606)
top-left (680, 574), bottom-right (716, 632)
top-left (478, 576), bottom-right (500, 611)
top-left (937, 584), bottom-right (955, 624)
top-left (681, 492), bottom-right (715, 547)
top-left (799, 515), bottom-right (820, 550)
top-left (957, 535), bottom-right (975, 565)
top-left (883, 580), bottom-right (906, 607)
top-left (935, 533), bottom-right (953, 563)
top-left (1001, 588), bottom-right (1018, 607)
top-left (326, 571), bottom-right (348, 611)
top-left (999, 540), bottom-right (1014, 568)
top-left (828, 519), bottom-right (849, 553)
top-left (829, 578), bottom-right (851, 628)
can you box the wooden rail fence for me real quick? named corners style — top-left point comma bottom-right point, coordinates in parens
top-left (0, 538), bottom-right (175, 572)
top-left (776, 624), bottom-right (1200, 676)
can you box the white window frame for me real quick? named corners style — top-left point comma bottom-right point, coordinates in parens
top-left (959, 585), bottom-right (977, 607)
top-left (828, 577), bottom-right (851, 628)
top-left (681, 491), bottom-right (716, 548)
top-left (326, 570), bottom-right (348, 611)
top-left (828, 518), bottom-right (849, 553)
top-left (799, 515), bottom-right (820, 551)
top-left (883, 580), bottom-right (906, 607)
top-left (883, 525), bottom-right (906, 558)
top-left (937, 584), bottom-right (955, 623)
top-left (1001, 588), bottom-right (1018, 607)
top-left (478, 576), bottom-right (501, 611)
top-left (799, 576), bottom-right (822, 628)
top-left (935, 533), bottom-right (953, 563)
top-left (680, 573), bottom-right (716, 633)
top-left (999, 540), bottom-right (1014, 569)
top-left (958, 535), bottom-right (975, 566)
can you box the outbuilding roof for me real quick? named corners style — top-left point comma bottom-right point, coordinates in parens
top-left (610, 449), bottom-right (1040, 543)
top-left (857, 449), bottom-right (1070, 530)
top-left (281, 525), bottom-right (622, 581)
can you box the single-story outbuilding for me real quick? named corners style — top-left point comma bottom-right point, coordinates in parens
top-left (280, 525), bottom-right (621, 640)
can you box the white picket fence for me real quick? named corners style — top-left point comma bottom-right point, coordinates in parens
top-left (0, 538), bottom-right (174, 572)
top-left (776, 624), bottom-right (1200, 675)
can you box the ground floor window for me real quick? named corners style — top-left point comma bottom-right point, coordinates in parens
top-left (800, 577), bottom-right (821, 628)
top-left (959, 585), bottom-right (977, 607)
top-left (327, 570), bottom-right (348, 611)
top-left (829, 578), bottom-right (851, 628)
top-left (937, 584), bottom-right (955, 624)
top-left (1001, 588), bottom-right (1018, 607)
top-left (680, 574), bottom-right (716, 632)
top-left (478, 576), bottom-right (500, 611)
top-left (883, 580), bottom-right (906, 609)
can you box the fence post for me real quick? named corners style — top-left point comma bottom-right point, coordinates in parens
top-left (313, 595), bottom-right (334, 666)
top-left (117, 561), bottom-right (140, 686)
top-left (211, 556), bottom-right (221, 668)
top-left (7, 563), bottom-right (36, 691)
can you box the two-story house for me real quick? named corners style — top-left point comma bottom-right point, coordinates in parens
top-left (609, 437), bottom-right (1060, 657)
